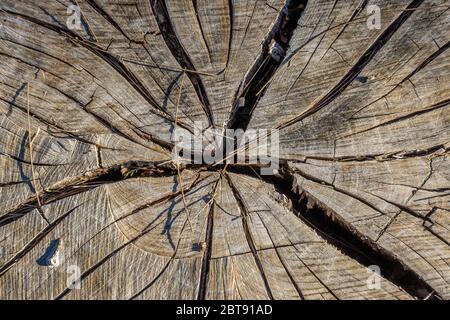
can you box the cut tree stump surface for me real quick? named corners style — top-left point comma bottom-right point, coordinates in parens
top-left (0, 0), bottom-right (449, 300)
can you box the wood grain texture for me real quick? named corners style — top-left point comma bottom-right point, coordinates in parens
top-left (0, 0), bottom-right (448, 300)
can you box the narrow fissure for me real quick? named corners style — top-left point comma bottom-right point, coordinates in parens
top-left (0, 161), bottom-right (184, 228)
top-left (227, 0), bottom-right (308, 131)
top-left (150, 0), bottom-right (215, 127)
top-left (1, 154), bottom-right (444, 299)
top-left (197, 195), bottom-right (215, 300)
top-left (279, 0), bottom-right (425, 129)
top-left (225, 173), bottom-right (275, 300)
top-left (252, 164), bottom-right (442, 300)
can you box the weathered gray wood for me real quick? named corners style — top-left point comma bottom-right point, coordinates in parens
top-left (289, 156), bottom-right (450, 298)
top-left (0, 0), bottom-right (448, 300)
top-left (247, 0), bottom-right (450, 299)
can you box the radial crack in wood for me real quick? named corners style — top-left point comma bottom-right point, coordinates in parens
top-left (0, 0), bottom-right (448, 300)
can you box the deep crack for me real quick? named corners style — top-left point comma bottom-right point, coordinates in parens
top-left (227, 0), bottom-right (308, 131)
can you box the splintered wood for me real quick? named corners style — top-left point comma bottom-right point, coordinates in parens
top-left (0, 0), bottom-right (448, 300)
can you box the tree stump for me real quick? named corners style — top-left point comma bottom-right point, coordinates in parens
top-left (0, 0), bottom-right (449, 300)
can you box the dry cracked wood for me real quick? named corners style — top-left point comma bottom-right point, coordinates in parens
top-left (0, 0), bottom-right (448, 300)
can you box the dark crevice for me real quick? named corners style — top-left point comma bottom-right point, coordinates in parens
top-left (197, 183), bottom-right (216, 300)
top-left (228, 0), bottom-right (308, 131)
top-left (279, 0), bottom-right (425, 129)
top-left (0, 161), bottom-right (183, 228)
top-left (149, 0), bottom-right (215, 127)
top-left (0, 151), bottom-right (445, 299)
top-left (221, 164), bottom-right (442, 300)
top-left (259, 165), bottom-right (440, 300)
top-left (283, 143), bottom-right (449, 164)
